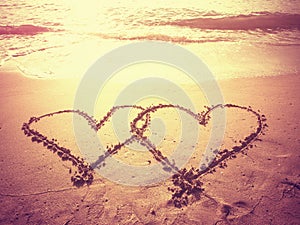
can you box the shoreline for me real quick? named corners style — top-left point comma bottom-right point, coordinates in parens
top-left (1, 61), bottom-right (299, 82)
top-left (0, 70), bottom-right (299, 224)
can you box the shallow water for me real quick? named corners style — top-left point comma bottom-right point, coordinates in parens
top-left (0, 0), bottom-right (299, 79)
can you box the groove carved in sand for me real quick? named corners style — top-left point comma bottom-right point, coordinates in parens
top-left (21, 103), bottom-right (268, 207)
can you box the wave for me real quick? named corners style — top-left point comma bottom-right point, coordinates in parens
top-left (0, 24), bottom-right (52, 35)
top-left (93, 33), bottom-right (231, 44)
top-left (92, 29), bottom-right (299, 46)
top-left (162, 12), bottom-right (300, 30)
top-left (10, 45), bottom-right (63, 58)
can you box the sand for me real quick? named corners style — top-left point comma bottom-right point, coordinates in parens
top-left (0, 70), bottom-right (299, 225)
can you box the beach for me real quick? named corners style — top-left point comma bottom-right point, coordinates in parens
top-left (1, 0), bottom-right (300, 224)
top-left (0, 68), bottom-right (299, 224)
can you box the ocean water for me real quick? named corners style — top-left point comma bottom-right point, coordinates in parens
top-left (0, 0), bottom-right (300, 79)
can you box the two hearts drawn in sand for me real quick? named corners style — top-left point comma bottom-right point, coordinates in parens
top-left (22, 103), bottom-right (267, 207)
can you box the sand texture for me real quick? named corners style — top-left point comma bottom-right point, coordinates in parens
top-left (0, 71), bottom-right (299, 225)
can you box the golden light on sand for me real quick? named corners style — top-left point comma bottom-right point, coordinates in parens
top-left (1, 0), bottom-right (300, 223)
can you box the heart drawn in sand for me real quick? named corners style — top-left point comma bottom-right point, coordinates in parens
top-left (21, 103), bottom-right (267, 208)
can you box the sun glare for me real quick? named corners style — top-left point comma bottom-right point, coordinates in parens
top-left (66, 0), bottom-right (102, 26)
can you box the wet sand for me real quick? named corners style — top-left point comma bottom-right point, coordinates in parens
top-left (0, 70), bottom-right (299, 224)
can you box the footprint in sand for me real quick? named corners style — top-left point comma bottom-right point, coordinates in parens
top-left (219, 200), bottom-right (252, 222)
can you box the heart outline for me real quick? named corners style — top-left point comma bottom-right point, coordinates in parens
top-left (21, 103), bottom-right (267, 207)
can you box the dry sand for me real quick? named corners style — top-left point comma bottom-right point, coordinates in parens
top-left (0, 70), bottom-right (299, 225)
